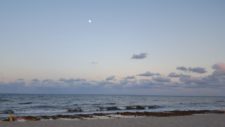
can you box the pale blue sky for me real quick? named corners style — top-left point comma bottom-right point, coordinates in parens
top-left (0, 0), bottom-right (225, 95)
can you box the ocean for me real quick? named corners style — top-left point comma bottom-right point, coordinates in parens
top-left (1, 94), bottom-right (225, 118)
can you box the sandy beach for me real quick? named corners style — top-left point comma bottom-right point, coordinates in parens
top-left (1, 114), bottom-right (225, 127)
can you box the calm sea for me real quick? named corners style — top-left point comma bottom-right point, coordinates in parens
top-left (1, 94), bottom-right (225, 118)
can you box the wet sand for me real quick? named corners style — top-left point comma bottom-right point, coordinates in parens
top-left (1, 114), bottom-right (225, 127)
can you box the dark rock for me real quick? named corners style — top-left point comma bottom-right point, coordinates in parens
top-left (53, 114), bottom-right (92, 119)
top-left (98, 106), bottom-right (120, 111)
top-left (22, 116), bottom-right (41, 121)
top-left (4, 110), bottom-right (222, 121)
top-left (93, 113), bottom-right (107, 116)
top-left (106, 106), bottom-right (120, 111)
top-left (40, 116), bottom-right (52, 119)
top-left (78, 114), bottom-right (93, 118)
top-left (147, 105), bottom-right (161, 109)
top-left (136, 105), bottom-right (146, 110)
top-left (117, 110), bottom-right (225, 117)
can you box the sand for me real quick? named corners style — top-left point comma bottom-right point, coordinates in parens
top-left (1, 114), bottom-right (225, 127)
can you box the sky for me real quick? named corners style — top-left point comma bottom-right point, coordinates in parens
top-left (0, 0), bottom-right (225, 95)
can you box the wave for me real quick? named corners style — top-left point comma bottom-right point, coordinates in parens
top-left (126, 105), bottom-right (161, 110)
top-left (215, 100), bottom-right (225, 103)
top-left (105, 103), bottom-right (116, 105)
top-left (0, 99), bottom-right (11, 102)
top-left (80, 103), bottom-right (116, 106)
top-left (98, 106), bottom-right (121, 111)
top-left (0, 110), bottom-right (14, 114)
top-left (19, 102), bottom-right (33, 105)
top-left (67, 107), bottom-right (83, 113)
top-left (97, 105), bottom-right (162, 111)
top-left (31, 105), bottom-right (59, 109)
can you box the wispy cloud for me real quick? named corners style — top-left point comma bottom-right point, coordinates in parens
top-left (153, 77), bottom-right (171, 83)
top-left (212, 63), bottom-right (225, 73)
top-left (124, 76), bottom-right (136, 80)
top-left (168, 72), bottom-right (182, 78)
top-left (105, 75), bottom-right (116, 81)
top-left (131, 53), bottom-right (147, 59)
top-left (138, 71), bottom-right (160, 77)
top-left (176, 66), bottom-right (188, 71)
top-left (177, 66), bottom-right (207, 74)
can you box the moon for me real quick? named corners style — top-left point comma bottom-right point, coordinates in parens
top-left (88, 19), bottom-right (92, 23)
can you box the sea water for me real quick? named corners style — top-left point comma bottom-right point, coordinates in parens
top-left (0, 94), bottom-right (225, 118)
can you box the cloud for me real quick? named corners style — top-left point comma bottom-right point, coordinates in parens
top-left (59, 78), bottom-right (87, 87)
top-left (209, 63), bottom-right (225, 82)
top-left (178, 75), bottom-right (193, 84)
top-left (153, 77), bottom-right (171, 83)
top-left (138, 71), bottom-right (160, 77)
top-left (168, 72), bottom-right (182, 78)
top-left (188, 67), bottom-right (207, 74)
top-left (177, 66), bottom-right (188, 71)
top-left (131, 53), bottom-right (147, 59)
top-left (177, 66), bottom-right (207, 74)
top-left (124, 76), bottom-right (136, 80)
top-left (59, 78), bottom-right (86, 83)
top-left (1, 63), bottom-right (225, 95)
top-left (105, 75), bottom-right (116, 81)
top-left (176, 64), bottom-right (225, 88)
top-left (212, 63), bottom-right (225, 74)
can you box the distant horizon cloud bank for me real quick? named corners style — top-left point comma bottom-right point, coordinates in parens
top-left (0, 63), bottom-right (225, 96)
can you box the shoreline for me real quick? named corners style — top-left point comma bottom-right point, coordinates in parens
top-left (1, 110), bottom-right (224, 122)
top-left (1, 113), bottom-right (225, 127)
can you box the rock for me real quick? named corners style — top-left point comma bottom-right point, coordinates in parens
top-left (98, 106), bottom-right (120, 111)
top-left (136, 105), bottom-right (146, 110)
top-left (106, 106), bottom-right (120, 111)
top-left (147, 105), bottom-right (161, 109)
top-left (40, 116), bottom-right (52, 119)
top-left (22, 116), bottom-right (41, 121)
top-left (93, 113), bottom-right (107, 116)
top-left (117, 110), bottom-right (225, 117)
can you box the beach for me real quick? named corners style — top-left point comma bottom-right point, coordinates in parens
top-left (1, 0), bottom-right (225, 126)
top-left (1, 114), bottom-right (225, 127)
